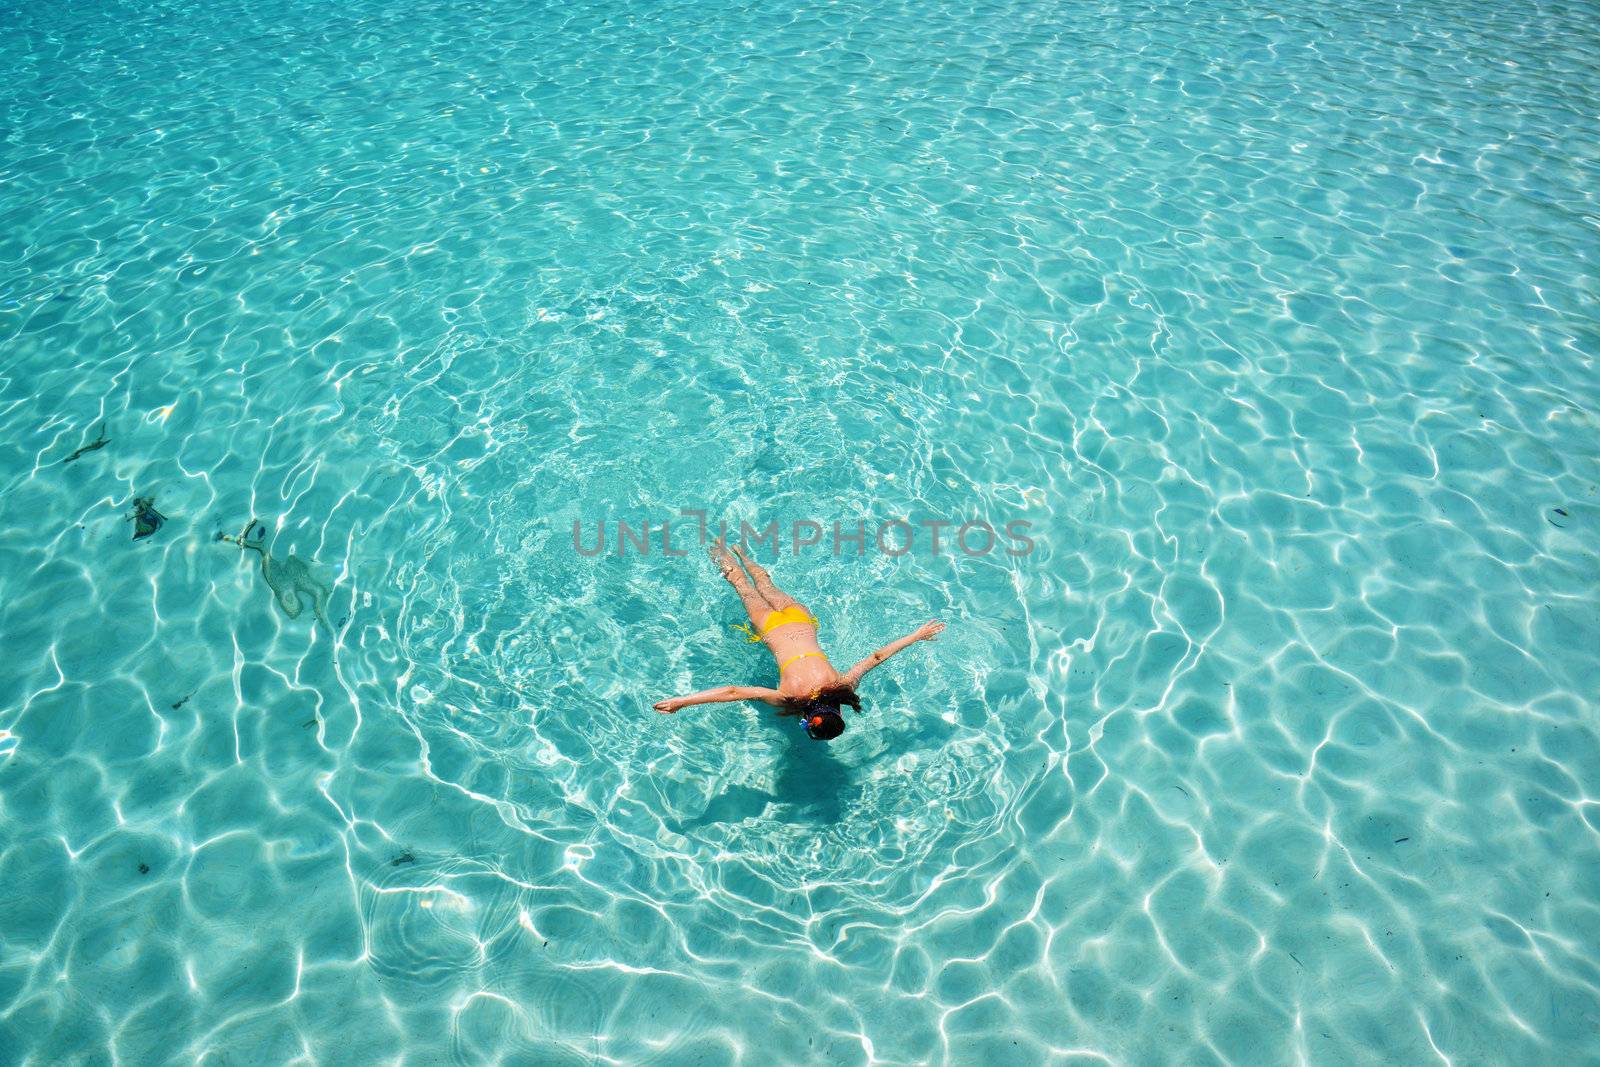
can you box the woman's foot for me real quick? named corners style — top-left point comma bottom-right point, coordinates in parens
top-left (709, 538), bottom-right (741, 581)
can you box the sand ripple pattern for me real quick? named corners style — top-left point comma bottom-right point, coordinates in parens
top-left (2, 0), bottom-right (1598, 1062)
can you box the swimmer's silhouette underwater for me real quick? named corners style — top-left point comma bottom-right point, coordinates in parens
top-left (673, 735), bottom-right (850, 831)
top-left (653, 540), bottom-right (944, 741)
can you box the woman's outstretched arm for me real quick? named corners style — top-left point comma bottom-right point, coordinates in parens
top-left (653, 685), bottom-right (785, 714)
top-left (842, 620), bottom-right (945, 688)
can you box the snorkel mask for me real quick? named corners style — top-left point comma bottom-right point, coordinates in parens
top-left (801, 706), bottom-right (846, 741)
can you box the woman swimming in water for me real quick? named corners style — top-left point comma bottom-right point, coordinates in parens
top-left (652, 540), bottom-right (945, 740)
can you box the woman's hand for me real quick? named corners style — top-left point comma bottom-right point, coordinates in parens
top-left (914, 620), bottom-right (946, 642)
top-left (653, 699), bottom-right (681, 714)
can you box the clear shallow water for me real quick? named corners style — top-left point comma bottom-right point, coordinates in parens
top-left (2, 0), bottom-right (1599, 1061)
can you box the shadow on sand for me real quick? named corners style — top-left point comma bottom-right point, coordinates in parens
top-left (672, 719), bottom-right (855, 834)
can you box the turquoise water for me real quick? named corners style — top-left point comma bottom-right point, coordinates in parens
top-left (3, 0), bottom-right (1599, 1061)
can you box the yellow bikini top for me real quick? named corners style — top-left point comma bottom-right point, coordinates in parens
top-left (779, 651), bottom-right (826, 674)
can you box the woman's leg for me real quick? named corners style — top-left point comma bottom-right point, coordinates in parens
top-left (730, 543), bottom-right (798, 609)
top-left (710, 539), bottom-right (776, 623)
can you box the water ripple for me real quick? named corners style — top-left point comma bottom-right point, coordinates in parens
top-left (3, 0), bottom-right (1599, 1062)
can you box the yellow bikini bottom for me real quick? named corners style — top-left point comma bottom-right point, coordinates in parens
top-left (733, 606), bottom-right (822, 673)
top-left (734, 604), bottom-right (817, 642)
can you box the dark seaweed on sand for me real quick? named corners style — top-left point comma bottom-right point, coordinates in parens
top-left (216, 519), bottom-right (333, 627)
top-left (63, 421), bottom-right (109, 463)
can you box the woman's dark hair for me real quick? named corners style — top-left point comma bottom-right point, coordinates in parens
top-left (781, 683), bottom-right (861, 717)
top-left (813, 683), bottom-right (861, 714)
